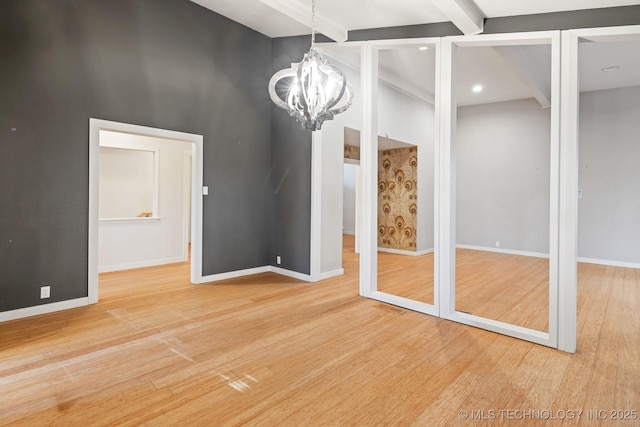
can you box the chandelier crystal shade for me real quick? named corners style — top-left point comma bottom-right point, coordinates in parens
top-left (268, 0), bottom-right (353, 131)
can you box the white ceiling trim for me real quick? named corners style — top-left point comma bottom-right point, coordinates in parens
top-left (430, 0), bottom-right (485, 35)
top-left (259, 0), bottom-right (348, 41)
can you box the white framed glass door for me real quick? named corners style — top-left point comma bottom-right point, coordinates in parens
top-left (440, 31), bottom-right (561, 348)
top-left (360, 38), bottom-right (441, 316)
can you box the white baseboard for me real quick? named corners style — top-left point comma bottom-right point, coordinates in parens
top-left (456, 244), bottom-right (549, 259)
top-left (378, 247), bottom-right (433, 256)
top-left (269, 266), bottom-right (313, 282)
top-left (0, 298), bottom-right (89, 323)
top-left (577, 257), bottom-right (640, 269)
top-left (1, 263), bottom-right (335, 323)
top-left (201, 265), bottom-right (343, 283)
top-left (99, 255), bottom-right (188, 273)
top-left (199, 266), bottom-right (270, 283)
top-left (319, 268), bottom-right (344, 280)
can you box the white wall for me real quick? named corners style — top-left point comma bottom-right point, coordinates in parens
top-left (343, 163), bottom-right (357, 235)
top-left (98, 131), bottom-right (192, 272)
top-left (454, 86), bottom-right (640, 264)
top-left (99, 147), bottom-right (155, 219)
top-left (578, 85), bottom-right (640, 264)
top-left (456, 98), bottom-right (551, 254)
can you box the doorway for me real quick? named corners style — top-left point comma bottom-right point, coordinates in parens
top-left (88, 119), bottom-right (204, 304)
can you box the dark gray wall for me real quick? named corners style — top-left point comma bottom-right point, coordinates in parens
top-left (0, 0), bottom-right (272, 311)
top-left (347, 6), bottom-right (640, 41)
top-left (484, 5), bottom-right (640, 34)
top-left (270, 36), bottom-right (313, 275)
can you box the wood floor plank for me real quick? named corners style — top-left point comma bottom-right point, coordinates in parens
top-left (0, 235), bottom-right (637, 425)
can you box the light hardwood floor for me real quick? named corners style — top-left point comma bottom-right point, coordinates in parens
top-left (0, 237), bottom-right (638, 426)
top-left (377, 246), bottom-right (549, 332)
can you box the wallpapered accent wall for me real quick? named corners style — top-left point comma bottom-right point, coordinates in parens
top-left (344, 144), bottom-right (360, 160)
top-left (378, 147), bottom-right (418, 251)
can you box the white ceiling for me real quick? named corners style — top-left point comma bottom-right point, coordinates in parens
top-left (190, 0), bottom-right (640, 107)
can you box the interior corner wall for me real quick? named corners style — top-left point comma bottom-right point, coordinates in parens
top-left (456, 98), bottom-right (551, 254)
top-left (578, 86), bottom-right (640, 264)
top-left (0, 0), bottom-right (272, 313)
top-left (270, 36), bottom-right (313, 275)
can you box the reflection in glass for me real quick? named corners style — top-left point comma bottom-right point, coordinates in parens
top-left (375, 46), bottom-right (436, 305)
top-left (454, 44), bottom-right (551, 332)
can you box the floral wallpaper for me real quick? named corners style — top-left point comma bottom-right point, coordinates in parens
top-left (378, 146), bottom-right (418, 251)
top-left (344, 144), bottom-right (360, 161)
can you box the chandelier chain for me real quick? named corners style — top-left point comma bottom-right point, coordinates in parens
top-left (311, 0), bottom-right (316, 50)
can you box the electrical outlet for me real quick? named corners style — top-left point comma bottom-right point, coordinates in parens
top-left (40, 286), bottom-right (51, 299)
top-left (495, 241), bottom-right (500, 248)
top-left (276, 256), bottom-right (281, 265)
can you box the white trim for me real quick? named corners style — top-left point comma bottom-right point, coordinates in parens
top-left (0, 298), bottom-right (89, 323)
top-left (269, 266), bottom-right (313, 282)
top-left (363, 38), bottom-right (441, 317)
top-left (443, 31), bottom-right (562, 349)
top-left (89, 119), bottom-right (204, 300)
top-left (99, 217), bottom-right (161, 222)
top-left (440, 37), bottom-right (457, 317)
top-left (455, 244), bottom-right (549, 259)
top-left (571, 24), bottom-right (640, 41)
top-left (559, 30), bottom-right (580, 354)
top-left (559, 24), bottom-right (640, 352)
top-left (548, 30), bottom-right (562, 352)
top-left (444, 311), bottom-right (550, 347)
top-left (446, 30), bottom-right (559, 46)
top-left (319, 268), bottom-right (344, 280)
top-left (370, 292), bottom-right (439, 316)
top-left (200, 266), bottom-right (271, 283)
top-left (577, 257), bottom-right (640, 269)
top-left (183, 150), bottom-right (193, 247)
top-left (344, 158), bottom-right (360, 165)
top-left (310, 132), bottom-right (322, 282)
top-left (178, 264), bottom-right (336, 285)
top-left (99, 256), bottom-right (188, 274)
top-left (360, 42), bottom-right (378, 298)
top-left (433, 37), bottom-right (443, 318)
top-left (378, 247), bottom-right (433, 256)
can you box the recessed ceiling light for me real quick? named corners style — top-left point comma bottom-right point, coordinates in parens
top-left (418, 46), bottom-right (429, 51)
top-left (601, 65), bottom-right (620, 72)
top-left (472, 84), bottom-right (483, 93)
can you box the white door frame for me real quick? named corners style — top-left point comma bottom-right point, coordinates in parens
top-left (441, 31), bottom-right (561, 348)
top-left (88, 118), bottom-right (204, 304)
top-left (559, 24), bottom-right (640, 352)
top-left (361, 37), bottom-right (441, 317)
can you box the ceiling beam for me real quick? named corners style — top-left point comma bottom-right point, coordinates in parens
top-left (259, 0), bottom-right (348, 42)
top-left (492, 46), bottom-right (552, 108)
top-left (430, 0), bottom-right (484, 35)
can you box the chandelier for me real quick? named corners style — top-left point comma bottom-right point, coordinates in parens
top-left (268, 0), bottom-right (353, 131)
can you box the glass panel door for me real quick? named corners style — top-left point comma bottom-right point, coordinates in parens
top-left (371, 39), bottom-right (439, 315)
top-left (442, 32), bottom-right (560, 347)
